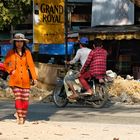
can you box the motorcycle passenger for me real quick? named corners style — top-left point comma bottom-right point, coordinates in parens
top-left (65, 37), bottom-right (91, 99)
top-left (79, 38), bottom-right (107, 95)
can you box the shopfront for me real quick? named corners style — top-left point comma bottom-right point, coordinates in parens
top-left (78, 25), bottom-right (140, 79)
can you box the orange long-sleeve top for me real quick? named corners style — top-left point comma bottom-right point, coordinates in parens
top-left (4, 49), bottom-right (37, 88)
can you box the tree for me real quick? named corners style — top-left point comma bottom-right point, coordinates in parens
top-left (0, 0), bottom-right (32, 30)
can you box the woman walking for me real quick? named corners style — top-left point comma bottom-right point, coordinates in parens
top-left (4, 33), bottom-right (37, 124)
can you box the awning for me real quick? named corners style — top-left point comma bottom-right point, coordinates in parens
top-left (78, 25), bottom-right (140, 40)
top-left (130, 0), bottom-right (140, 7)
top-left (0, 34), bottom-right (11, 40)
top-left (68, 0), bottom-right (92, 3)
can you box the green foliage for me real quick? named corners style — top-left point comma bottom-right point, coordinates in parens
top-left (0, 0), bottom-right (32, 30)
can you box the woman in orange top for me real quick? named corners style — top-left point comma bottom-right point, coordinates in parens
top-left (4, 33), bottom-right (37, 124)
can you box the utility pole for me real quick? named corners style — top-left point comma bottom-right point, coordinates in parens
top-left (65, 0), bottom-right (68, 61)
top-left (10, 25), bottom-right (13, 39)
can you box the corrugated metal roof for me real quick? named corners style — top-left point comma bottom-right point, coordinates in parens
top-left (68, 0), bottom-right (92, 3)
top-left (78, 25), bottom-right (140, 40)
top-left (79, 25), bottom-right (140, 34)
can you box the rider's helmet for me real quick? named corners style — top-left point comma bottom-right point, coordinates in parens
top-left (79, 37), bottom-right (89, 45)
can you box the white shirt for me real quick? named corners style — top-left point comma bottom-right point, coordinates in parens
top-left (70, 47), bottom-right (91, 67)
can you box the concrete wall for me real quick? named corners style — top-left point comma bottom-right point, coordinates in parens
top-left (91, 0), bottom-right (134, 26)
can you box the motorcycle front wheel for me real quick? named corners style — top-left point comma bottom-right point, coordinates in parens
top-left (90, 84), bottom-right (108, 108)
top-left (53, 85), bottom-right (68, 107)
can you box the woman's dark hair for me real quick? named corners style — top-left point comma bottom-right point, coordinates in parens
top-left (13, 41), bottom-right (30, 55)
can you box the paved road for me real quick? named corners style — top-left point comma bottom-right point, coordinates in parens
top-left (0, 99), bottom-right (140, 125)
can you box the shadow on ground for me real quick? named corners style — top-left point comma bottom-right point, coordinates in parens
top-left (0, 98), bottom-right (140, 124)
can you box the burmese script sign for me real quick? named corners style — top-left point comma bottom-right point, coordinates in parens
top-left (33, 0), bottom-right (65, 44)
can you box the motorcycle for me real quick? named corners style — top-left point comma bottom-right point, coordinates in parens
top-left (0, 62), bottom-right (9, 89)
top-left (0, 62), bottom-right (8, 80)
top-left (53, 65), bottom-right (113, 108)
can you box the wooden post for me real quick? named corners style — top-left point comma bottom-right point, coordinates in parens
top-left (65, 0), bottom-right (68, 61)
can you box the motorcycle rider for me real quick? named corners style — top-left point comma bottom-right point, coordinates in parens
top-left (79, 38), bottom-right (107, 95)
top-left (65, 37), bottom-right (91, 99)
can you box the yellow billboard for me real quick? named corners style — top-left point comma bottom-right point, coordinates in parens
top-left (33, 0), bottom-right (65, 44)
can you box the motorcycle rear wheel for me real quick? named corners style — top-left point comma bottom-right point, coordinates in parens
top-left (90, 84), bottom-right (108, 108)
top-left (53, 85), bottom-right (68, 107)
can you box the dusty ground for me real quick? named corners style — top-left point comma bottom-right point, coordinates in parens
top-left (0, 119), bottom-right (140, 140)
top-left (0, 87), bottom-right (140, 140)
top-left (0, 79), bottom-right (140, 140)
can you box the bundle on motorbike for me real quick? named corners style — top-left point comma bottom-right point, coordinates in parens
top-left (53, 64), bottom-right (113, 108)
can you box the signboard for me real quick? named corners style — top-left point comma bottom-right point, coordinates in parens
top-left (1, 44), bottom-right (33, 56)
top-left (91, 0), bottom-right (134, 26)
top-left (33, 0), bottom-right (65, 44)
top-left (39, 42), bottom-right (74, 55)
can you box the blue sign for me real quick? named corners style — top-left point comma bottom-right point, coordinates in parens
top-left (27, 43), bottom-right (33, 52)
top-left (0, 42), bottom-right (75, 56)
top-left (0, 44), bottom-right (33, 56)
top-left (39, 42), bottom-right (74, 55)
top-left (1, 44), bottom-right (12, 56)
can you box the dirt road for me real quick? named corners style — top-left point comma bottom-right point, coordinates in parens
top-left (0, 100), bottom-right (140, 140)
